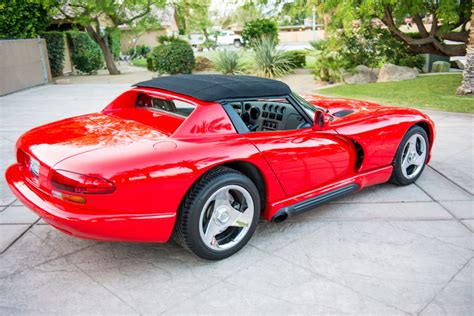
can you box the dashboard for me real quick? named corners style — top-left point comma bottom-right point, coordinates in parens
top-left (231, 101), bottom-right (306, 132)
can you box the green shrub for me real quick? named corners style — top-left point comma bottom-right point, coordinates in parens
top-left (309, 27), bottom-right (426, 82)
top-left (126, 45), bottom-right (150, 58)
top-left (67, 31), bottom-right (104, 74)
top-left (199, 38), bottom-right (216, 51)
top-left (106, 28), bottom-right (121, 60)
top-left (310, 40), bottom-right (345, 83)
top-left (157, 35), bottom-right (187, 45)
top-left (283, 50), bottom-right (307, 68)
top-left (0, 0), bottom-right (50, 39)
top-left (336, 27), bottom-right (425, 70)
top-left (253, 37), bottom-right (292, 78)
top-left (147, 41), bottom-right (195, 75)
top-left (194, 56), bottom-right (213, 71)
top-left (242, 19), bottom-right (279, 46)
top-left (41, 31), bottom-right (65, 77)
top-left (210, 50), bottom-right (247, 74)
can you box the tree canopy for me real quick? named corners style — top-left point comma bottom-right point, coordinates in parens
top-left (282, 0), bottom-right (472, 56)
top-left (0, 0), bottom-right (50, 39)
top-left (49, 0), bottom-right (166, 74)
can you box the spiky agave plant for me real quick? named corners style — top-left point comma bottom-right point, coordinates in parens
top-left (210, 49), bottom-right (248, 75)
top-left (253, 37), bottom-right (293, 78)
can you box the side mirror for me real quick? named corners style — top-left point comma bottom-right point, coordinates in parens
top-left (313, 110), bottom-right (329, 131)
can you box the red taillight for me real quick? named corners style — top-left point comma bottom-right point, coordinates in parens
top-left (51, 170), bottom-right (115, 194)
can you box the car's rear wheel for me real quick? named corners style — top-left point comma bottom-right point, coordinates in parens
top-left (173, 166), bottom-right (260, 260)
top-left (390, 125), bottom-right (429, 186)
top-left (234, 40), bottom-right (242, 48)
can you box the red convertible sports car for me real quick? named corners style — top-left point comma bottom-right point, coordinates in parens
top-left (6, 75), bottom-right (435, 260)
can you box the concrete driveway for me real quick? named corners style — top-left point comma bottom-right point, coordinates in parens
top-left (0, 84), bottom-right (473, 315)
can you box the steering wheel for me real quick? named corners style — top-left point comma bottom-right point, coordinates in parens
top-left (247, 123), bottom-right (259, 132)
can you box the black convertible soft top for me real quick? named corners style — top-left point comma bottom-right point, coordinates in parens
top-left (134, 74), bottom-right (291, 102)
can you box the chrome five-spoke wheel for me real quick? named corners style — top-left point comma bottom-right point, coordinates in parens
top-left (174, 166), bottom-right (260, 260)
top-left (199, 185), bottom-right (254, 251)
top-left (390, 125), bottom-right (429, 186)
top-left (400, 133), bottom-right (427, 179)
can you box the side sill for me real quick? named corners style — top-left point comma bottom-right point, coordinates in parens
top-left (271, 183), bottom-right (359, 222)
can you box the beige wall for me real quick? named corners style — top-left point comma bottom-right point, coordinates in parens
top-left (0, 39), bottom-right (52, 96)
top-left (121, 29), bottom-right (170, 52)
top-left (278, 30), bottom-right (325, 43)
top-left (62, 36), bottom-right (73, 74)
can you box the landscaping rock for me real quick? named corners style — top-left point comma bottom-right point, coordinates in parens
top-left (377, 63), bottom-right (418, 82)
top-left (342, 65), bottom-right (378, 84)
top-left (432, 61), bottom-right (450, 73)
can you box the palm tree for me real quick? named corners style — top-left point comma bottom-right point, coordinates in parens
top-left (457, 8), bottom-right (473, 96)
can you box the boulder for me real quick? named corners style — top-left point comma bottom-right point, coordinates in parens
top-left (377, 63), bottom-right (418, 82)
top-left (342, 65), bottom-right (378, 84)
top-left (432, 61), bottom-right (450, 73)
top-left (55, 78), bottom-right (71, 85)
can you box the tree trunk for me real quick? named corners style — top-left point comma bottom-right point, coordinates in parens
top-left (323, 14), bottom-right (330, 40)
top-left (457, 9), bottom-right (473, 96)
top-left (85, 25), bottom-right (121, 75)
top-left (97, 37), bottom-right (121, 75)
top-left (381, 7), bottom-right (468, 57)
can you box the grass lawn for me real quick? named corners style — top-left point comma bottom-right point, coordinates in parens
top-left (131, 58), bottom-right (147, 67)
top-left (318, 74), bottom-right (473, 113)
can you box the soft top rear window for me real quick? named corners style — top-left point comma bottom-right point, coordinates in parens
top-left (136, 93), bottom-right (196, 117)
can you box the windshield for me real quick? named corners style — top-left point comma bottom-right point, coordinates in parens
top-left (291, 92), bottom-right (325, 117)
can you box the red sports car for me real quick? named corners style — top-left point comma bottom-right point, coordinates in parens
top-left (6, 75), bottom-right (435, 260)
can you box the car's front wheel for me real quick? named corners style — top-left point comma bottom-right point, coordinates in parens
top-left (390, 125), bottom-right (429, 185)
top-left (174, 166), bottom-right (260, 260)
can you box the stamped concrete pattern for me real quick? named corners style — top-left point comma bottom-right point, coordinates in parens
top-left (0, 84), bottom-right (473, 314)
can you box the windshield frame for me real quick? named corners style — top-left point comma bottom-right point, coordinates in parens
top-left (290, 92), bottom-right (326, 119)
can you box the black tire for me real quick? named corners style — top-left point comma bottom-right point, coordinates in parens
top-left (234, 40), bottom-right (242, 48)
top-left (390, 125), bottom-right (429, 186)
top-left (173, 166), bottom-right (260, 260)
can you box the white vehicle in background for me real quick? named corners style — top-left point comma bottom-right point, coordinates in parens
top-left (187, 30), bottom-right (244, 49)
top-left (215, 30), bottom-right (244, 47)
top-left (188, 33), bottom-right (205, 47)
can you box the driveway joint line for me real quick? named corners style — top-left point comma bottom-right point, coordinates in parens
top-left (416, 256), bottom-right (473, 315)
top-left (247, 244), bottom-right (411, 315)
top-left (414, 183), bottom-right (474, 233)
top-left (0, 217), bottom-right (40, 255)
top-left (0, 242), bottom-right (99, 280)
top-left (0, 199), bottom-right (18, 213)
top-left (73, 262), bottom-right (141, 315)
top-left (427, 165), bottom-right (473, 197)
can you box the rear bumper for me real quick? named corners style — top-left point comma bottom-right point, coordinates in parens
top-left (5, 163), bottom-right (176, 242)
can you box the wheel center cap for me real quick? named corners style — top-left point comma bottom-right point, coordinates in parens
top-left (216, 207), bottom-right (230, 224)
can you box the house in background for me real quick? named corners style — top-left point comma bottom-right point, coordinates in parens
top-left (120, 5), bottom-right (179, 52)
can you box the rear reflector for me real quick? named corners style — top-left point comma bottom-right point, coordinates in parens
top-left (52, 190), bottom-right (87, 204)
top-left (51, 170), bottom-right (115, 194)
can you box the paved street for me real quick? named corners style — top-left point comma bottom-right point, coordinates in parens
top-left (0, 84), bottom-right (473, 315)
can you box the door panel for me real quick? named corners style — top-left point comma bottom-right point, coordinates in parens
top-left (246, 129), bottom-right (354, 197)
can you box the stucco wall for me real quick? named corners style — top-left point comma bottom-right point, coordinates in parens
top-left (121, 29), bottom-right (170, 52)
top-left (0, 38), bottom-right (52, 96)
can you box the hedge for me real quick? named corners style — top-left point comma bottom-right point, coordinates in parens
top-left (106, 27), bottom-right (121, 60)
top-left (67, 31), bottom-right (103, 74)
top-left (241, 19), bottom-right (279, 46)
top-left (0, 0), bottom-right (49, 39)
top-left (147, 40), bottom-right (195, 75)
top-left (41, 31), bottom-right (65, 77)
top-left (283, 50), bottom-right (307, 69)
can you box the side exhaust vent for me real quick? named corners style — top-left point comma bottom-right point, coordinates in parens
top-left (271, 184), bottom-right (359, 223)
